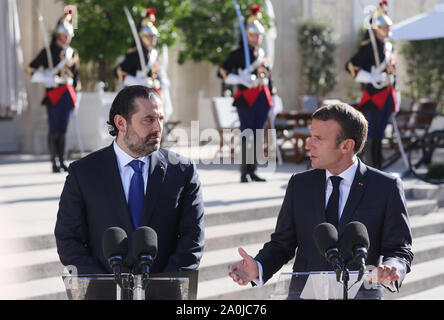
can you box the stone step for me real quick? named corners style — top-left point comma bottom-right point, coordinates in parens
top-left (199, 233), bottom-right (444, 300)
top-left (205, 199), bottom-right (282, 227)
top-left (6, 207), bottom-right (444, 285)
top-left (10, 236), bottom-right (444, 301)
top-left (399, 284), bottom-right (444, 300)
top-left (386, 256), bottom-right (444, 299)
top-left (7, 209), bottom-right (444, 300)
top-left (404, 183), bottom-right (439, 200)
top-left (4, 196), bottom-right (435, 258)
top-left (200, 229), bottom-right (444, 283)
top-left (407, 199), bottom-right (438, 216)
top-left (411, 232), bottom-right (444, 265)
top-left (1, 168), bottom-right (442, 300)
top-left (410, 210), bottom-right (444, 238)
top-left (0, 276), bottom-right (65, 300)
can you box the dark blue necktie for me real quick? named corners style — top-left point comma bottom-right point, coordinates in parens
top-left (128, 160), bottom-right (145, 229)
top-left (326, 176), bottom-right (342, 229)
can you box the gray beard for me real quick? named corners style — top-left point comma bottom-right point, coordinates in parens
top-left (124, 130), bottom-right (159, 157)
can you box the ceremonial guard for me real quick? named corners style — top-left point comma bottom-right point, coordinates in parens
top-left (115, 8), bottom-right (162, 92)
top-left (115, 8), bottom-right (176, 139)
top-left (218, 5), bottom-right (274, 183)
top-left (346, 1), bottom-right (397, 169)
top-left (27, 10), bottom-right (80, 173)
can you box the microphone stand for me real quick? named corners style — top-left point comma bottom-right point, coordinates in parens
top-left (341, 265), bottom-right (350, 300)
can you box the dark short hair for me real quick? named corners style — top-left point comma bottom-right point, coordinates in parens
top-left (107, 85), bottom-right (162, 137)
top-left (312, 103), bottom-right (368, 154)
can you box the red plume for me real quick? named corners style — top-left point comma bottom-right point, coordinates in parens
top-left (379, 0), bottom-right (388, 6)
top-left (146, 8), bottom-right (156, 17)
top-left (250, 5), bottom-right (261, 15)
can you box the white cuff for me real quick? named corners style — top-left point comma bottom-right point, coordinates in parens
top-left (225, 73), bottom-right (241, 85)
top-left (252, 260), bottom-right (264, 287)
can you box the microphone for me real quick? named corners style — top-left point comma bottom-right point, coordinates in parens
top-left (343, 221), bottom-right (370, 281)
top-left (313, 223), bottom-right (343, 282)
top-left (102, 227), bottom-right (128, 287)
top-left (133, 226), bottom-right (158, 289)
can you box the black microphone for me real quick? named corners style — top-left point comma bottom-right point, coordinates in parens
top-left (343, 221), bottom-right (370, 281)
top-left (313, 223), bottom-right (343, 282)
top-left (102, 227), bottom-right (128, 287)
top-left (133, 226), bottom-right (158, 289)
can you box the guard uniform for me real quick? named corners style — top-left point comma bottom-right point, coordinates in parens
top-left (115, 8), bottom-right (161, 94)
top-left (218, 5), bottom-right (273, 182)
top-left (28, 11), bottom-right (79, 173)
top-left (346, 2), bottom-right (396, 169)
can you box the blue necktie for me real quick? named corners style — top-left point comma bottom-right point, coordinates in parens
top-left (128, 160), bottom-right (145, 229)
top-left (326, 176), bottom-right (342, 229)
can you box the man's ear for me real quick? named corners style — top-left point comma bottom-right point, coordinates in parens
top-left (341, 139), bottom-right (355, 154)
top-left (114, 114), bottom-right (127, 135)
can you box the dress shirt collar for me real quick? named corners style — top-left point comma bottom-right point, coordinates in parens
top-left (325, 156), bottom-right (358, 186)
top-left (113, 140), bottom-right (149, 171)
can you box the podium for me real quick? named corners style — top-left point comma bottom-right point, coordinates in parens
top-left (62, 271), bottom-right (198, 300)
top-left (270, 271), bottom-right (384, 300)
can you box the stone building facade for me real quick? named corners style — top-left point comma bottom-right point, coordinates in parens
top-left (1, 0), bottom-right (438, 154)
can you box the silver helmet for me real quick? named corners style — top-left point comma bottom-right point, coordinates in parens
top-left (246, 5), bottom-right (265, 36)
top-left (139, 8), bottom-right (159, 37)
top-left (55, 11), bottom-right (74, 37)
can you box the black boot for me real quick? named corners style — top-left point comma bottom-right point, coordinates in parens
top-left (248, 140), bottom-right (266, 182)
top-left (372, 139), bottom-right (383, 170)
top-left (57, 134), bottom-right (69, 172)
top-left (52, 160), bottom-right (60, 173)
top-left (240, 165), bottom-right (249, 183)
top-left (48, 134), bottom-right (60, 173)
top-left (248, 164), bottom-right (266, 182)
top-left (240, 139), bottom-right (250, 183)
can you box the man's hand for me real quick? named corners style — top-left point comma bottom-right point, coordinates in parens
top-left (376, 264), bottom-right (399, 285)
top-left (228, 248), bottom-right (259, 286)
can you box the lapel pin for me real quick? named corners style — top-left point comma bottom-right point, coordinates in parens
top-left (359, 182), bottom-right (364, 186)
top-left (161, 165), bottom-right (165, 171)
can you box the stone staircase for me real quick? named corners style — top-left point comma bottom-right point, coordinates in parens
top-left (198, 179), bottom-right (444, 300)
top-left (1, 159), bottom-right (444, 300)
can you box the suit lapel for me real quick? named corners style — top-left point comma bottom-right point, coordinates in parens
top-left (338, 158), bottom-right (368, 237)
top-left (313, 169), bottom-right (327, 225)
top-left (140, 150), bottom-right (167, 226)
top-left (101, 144), bottom-right (134, 231)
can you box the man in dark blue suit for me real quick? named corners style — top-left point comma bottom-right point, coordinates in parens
top-left (229, 103), bottom-right (413, 297)
top-left (54, 86), bottom-right (204, 275)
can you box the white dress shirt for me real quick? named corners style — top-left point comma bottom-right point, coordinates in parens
top-left (325, 156), bottom-right (359, 220)
top-left (253, 156), bottom-right (359, 286)
top-left (113, 140), bottom-right (149, 203)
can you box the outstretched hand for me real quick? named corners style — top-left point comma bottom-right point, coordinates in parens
top-left (228, 248), bottom-right (260, 286)
top-left (376, 264), bottom-right (399, 285)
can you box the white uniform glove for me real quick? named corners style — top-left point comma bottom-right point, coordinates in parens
top-left (225, 73), bottom-right (255, 88)
top-left (123, 75), bottom-right (154, 88)
top-left (355, 69), bottom-right (390, 88)
top-left (31, 70), bottom-right (57, 88)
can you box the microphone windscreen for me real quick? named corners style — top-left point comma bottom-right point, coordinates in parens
top-left (313, 223), bottom-right (339, 255)
top-left (102, 227), bottom-right (128, 259)
top-left (343, 221), bottom-right (370, 254)
top-left (133, 226), bottom-right (158, 259)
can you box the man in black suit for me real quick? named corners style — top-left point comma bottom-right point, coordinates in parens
top-left (54, 86), bottom-right (205, 275)
top-left (229, 103), bottom-right (413, 296)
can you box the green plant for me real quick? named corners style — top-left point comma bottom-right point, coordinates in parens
top-left (60, 0), bottom-right (182, 87)
top-left (426, 162), bottom-right (444, 180)
top-left (401, 39), bottom-right (444, 111)
top-left (174, 0), bottom-right (267, 66)
top-left (296, 18), bottom-right (337, 97)
top-left (60, 0), bottom-right (268, 89)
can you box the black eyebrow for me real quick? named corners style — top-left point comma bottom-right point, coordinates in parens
top-left (143, 114), bottom-right (164, 119)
